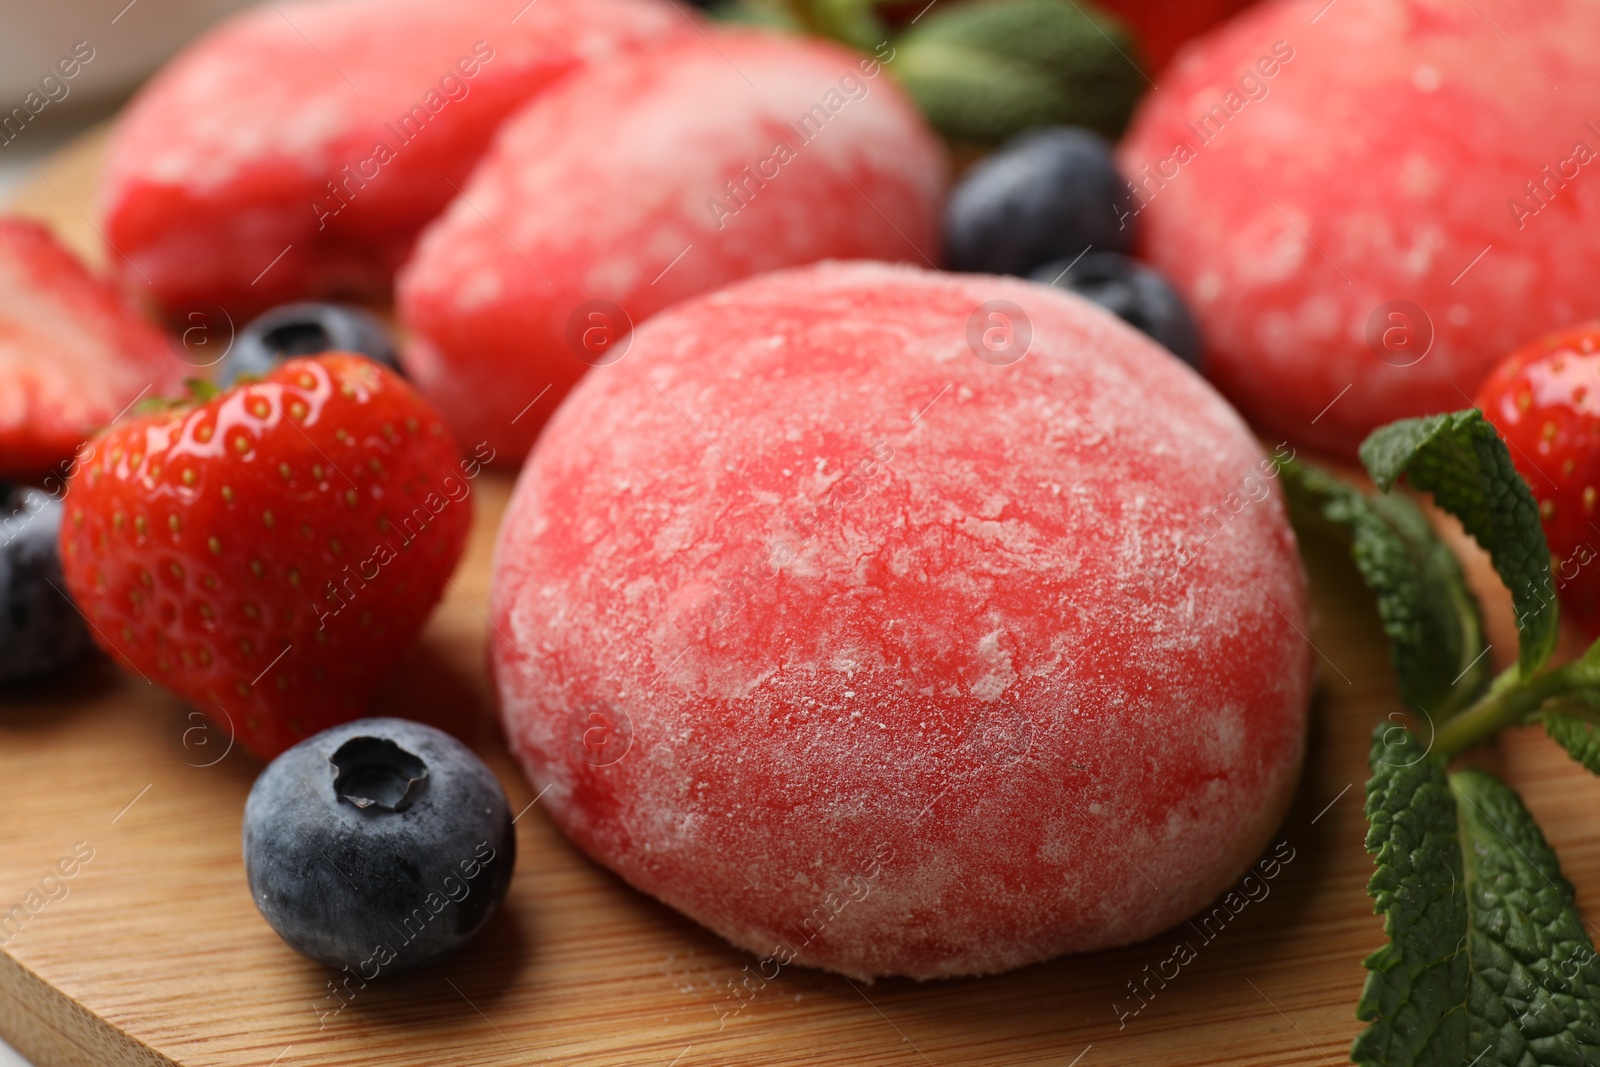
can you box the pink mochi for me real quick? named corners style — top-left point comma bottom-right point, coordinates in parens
top-left (490, 261), bottom-right (1312, 980)
top-left (101, 0), bottom-right (685, 320)
top-left (397, 29), bottom-right (945, 464)
top-left (1120, 0), bottom-right (1600, 457)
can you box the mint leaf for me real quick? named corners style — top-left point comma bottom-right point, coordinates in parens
top-left (891, 0), bottom-right (1146, 144)
top-left (710, 0), bottom-right (808, 31)
top-left (1451, 769), bottom-right (1600, 1063)
top-left (803, 0), bottom-right (885, 49)
top-left (1354, 725), bottom-right (1468, 1065)
top-left (1544, 709), bottom-right (1600, 775)
top-left (1360, 410), bottom-right (1557, 676)
top-left (1354, 725), bottom-right (1600, 1065)
top-left (1282, 460), bottom-right (1488, 718)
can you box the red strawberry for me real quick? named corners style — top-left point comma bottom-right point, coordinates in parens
top-left (58, 355), bottom-right (476, 758)
top-left (0, 217), bottom-right (185, 477)
top-left (1477, 324), bottom-right (1600, 636)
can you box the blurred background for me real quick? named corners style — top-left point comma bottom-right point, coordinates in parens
top-left (0, 0), bottom-right (254, 200)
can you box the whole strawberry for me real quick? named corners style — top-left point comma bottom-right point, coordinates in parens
top-left (1477, 324), bottom-right (1600, 636)
top-left (59, 355), bottom-right (473, 758)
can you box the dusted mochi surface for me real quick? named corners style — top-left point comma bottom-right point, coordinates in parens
top-left (397, 28), bottom-right (944, 465)
top-left (101, 0), bottom-right (685, 320)
top-left (1120, 0), bottom-right (1600, 458)
top-left (491, 261), bottom-right (1312, 979)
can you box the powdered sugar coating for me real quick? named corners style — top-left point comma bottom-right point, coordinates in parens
top-left (492, 262), bottom-right (1311, 979)
top-left (397, 28), bottom-right (945, 464)
top-left (1120, 0), bottom-right (1600, 458)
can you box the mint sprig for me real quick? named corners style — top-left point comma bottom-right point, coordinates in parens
top-left (1360, 410), bottom-right (1557, 676)
top-left (1353, 407), bottom-right (1594, 761)
top-left (890, 0), bottom-right (1146, 144)
top-left (1291, 408), bottom-right (1600, 1064)
top-left (715, 0), bottom-right (1149, 146)
top-left (1281, 459), bottom-right (1488, 718)
top-left (1353, 726), bottom-right (1600, 1066)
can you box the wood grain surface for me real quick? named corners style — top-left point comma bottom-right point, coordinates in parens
top-left (2, 133), bottom-right (1598, 1067)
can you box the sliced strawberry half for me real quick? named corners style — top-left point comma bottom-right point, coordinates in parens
top-left (0, 217), bottom-right (185, 478)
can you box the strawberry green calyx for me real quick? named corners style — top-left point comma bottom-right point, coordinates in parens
top-left (131, 377), bottom-right (223, 418)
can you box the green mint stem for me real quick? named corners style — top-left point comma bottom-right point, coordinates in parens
top-left (1435, 658), bottom-right (1600, 758)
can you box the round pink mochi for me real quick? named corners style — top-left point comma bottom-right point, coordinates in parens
top-left (1121, 0), bottom-right (1600, 458)
top-left (399, 28), bottom-right (944, 465)
top-left (490, 261), bottom-right (1312, 980)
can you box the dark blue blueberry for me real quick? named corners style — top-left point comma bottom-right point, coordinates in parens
top-left (0, 486), bottom-right (91, 683)
top-left (1030, 251), bottom-right (1203, 370)
top-left (221, 303), bottom-right (400, 386)
top-left (243, 718), bottom-right (515, 973)
top-left (945, 126), bottom-right (1135, 277)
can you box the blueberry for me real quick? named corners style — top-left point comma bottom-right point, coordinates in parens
top-left (1031, 251), bottom-right (1204, 370)
top-left (242, 718), bottom-right (515, 973)
top-left (945, 126), bottom-right (1135, 277)
top-left (222, 303), bottom-right (400, 386)
top-left (0, 487), bottom-right (91, 683)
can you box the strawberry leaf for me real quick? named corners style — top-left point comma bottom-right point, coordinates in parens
top-left (1354, 725), bottom-right (1600, 1065)
top-left (1282, 459), bottom-right (1488, 718)
top-left (1360, 410), bottom-right (1557, 677)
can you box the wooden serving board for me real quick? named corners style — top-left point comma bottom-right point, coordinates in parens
top-left (4, 134), bottom-right (1599, 1067)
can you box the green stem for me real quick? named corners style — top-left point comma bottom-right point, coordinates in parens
top-left (1435, 659), bottom-right (1600, 758)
